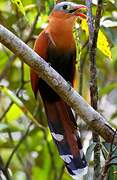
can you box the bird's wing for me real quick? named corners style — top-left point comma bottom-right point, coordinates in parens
top-left (30, 31), bottom-right (49, 97)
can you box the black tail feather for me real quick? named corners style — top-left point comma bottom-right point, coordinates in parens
top-left (44, 100), bottom-right (88, 178)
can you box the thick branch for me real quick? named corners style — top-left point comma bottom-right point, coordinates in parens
top-left (0, 25), bottom-right (117, 144)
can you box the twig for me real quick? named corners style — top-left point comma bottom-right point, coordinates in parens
top-left (79, 48), bottom-right (88, 96)
top-left (0, 9), bottom-right (41, 180)
top-left (86, 0), bottom-right (103, 179)
top-left (5, 122), bottom-right (32, 170)
top-left (37, 99), bottom-right (58, 178)
top-left (25, 11), bottom-right (40, 44)
top-left (0, 82), bottom-right (24, 122)
top-left (0, 102), bottom-right (13, 122)
top-left (78, 48), bottom-right (88, 140)
top-left (43, 131), bottom-right (58, 179)
top-left (110, 129), bottom-right (117, 153)
top-left (0, 55), bottom-right (16, 81)
top-left (0, 11), bottom-right (40, 82)
top-left (57, 164), bottom-right (65, 180)
top-left (0, 11), bottom-right (39, 121)
top-left (101, 130), bottom-right (117, 180)
top-left (0, 156), bottom-right (10, 180)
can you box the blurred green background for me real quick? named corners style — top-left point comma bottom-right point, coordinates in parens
top-left (0, 0), bottom-right (117, 179)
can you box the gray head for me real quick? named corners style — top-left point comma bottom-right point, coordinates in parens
top-left (52, 1), bottom-right (87, 18)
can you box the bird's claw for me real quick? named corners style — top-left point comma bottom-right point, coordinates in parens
top-left (48, 62), bottom-right (51, 66)
top-left (67, 81), bottom-right (72, 91)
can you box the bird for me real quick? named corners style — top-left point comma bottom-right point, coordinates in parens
top-left (30, 1), bottom-right (88, 179)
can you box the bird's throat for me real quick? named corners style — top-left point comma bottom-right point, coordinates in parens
top-left (46, 17), bottom-right (75, 50)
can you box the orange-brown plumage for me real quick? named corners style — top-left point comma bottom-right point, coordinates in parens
top-left (31, 12), bottom-right (76, 96)
top-left (30, 1), bottom-right (87, 178)
top-left (30, 31), bottom-right (48, 96)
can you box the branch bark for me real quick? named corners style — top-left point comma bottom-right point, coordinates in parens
top-left (0, 25), bottom-right (117, 145)
top-left (86, 0), bottom-right (102, 179)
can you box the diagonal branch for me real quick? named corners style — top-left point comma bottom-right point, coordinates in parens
top-left (0, 25), bottom-right (117, 145)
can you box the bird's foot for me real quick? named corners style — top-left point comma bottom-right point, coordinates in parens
top-left (67, 81), bottom-right (72, 91)
top-left (48, 62), bottom-right (51, 66)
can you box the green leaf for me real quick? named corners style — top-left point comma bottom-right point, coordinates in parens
top-left (86, 143), bottom-right (96, 162)
top-left (111, 111), bottom-right (117, 120)
top-left (32, 167), bottom-right (47, 180)
top-left (81, 19), bottom-right (112, 60)
top-left (97, 30), bottom-right (112, 60)
top-left (0, 122), bottom-right (25, 133)
top-left (101, 142), bottom-right (117, 179)
top-left (101, 143), bottom-right (109, 160)
top-left (107, 166), bottom-right (117, 180)
top-left (11, 0), bottom-right (25, 15)
top-left (102, 142), bottom-right (117, 161)
top-left (24, 4), bottom-right (36, 12)
top-left (13, 171), bottom-right (26, 180)
top-left (0, 86), bottom-right (44, 129)
top-left (99, 83), bottom-right (117, 96)
top-left (6, 104), bottom-right (23, 122)
top-left (0, 123), bottom-right (8, 131)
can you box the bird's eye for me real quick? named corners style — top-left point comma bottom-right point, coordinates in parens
top-left (63, 5), bottom-right (68, 10)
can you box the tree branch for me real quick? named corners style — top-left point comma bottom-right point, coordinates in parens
top-left (5, 122), bottom-right (32, 170)
top-left (86, 0), bottom-right (102, 178)
top-left (0, 25), bottom-right (117, 145)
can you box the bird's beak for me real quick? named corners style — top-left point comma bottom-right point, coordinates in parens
top-left (72, 5), bottom-right (88, 19)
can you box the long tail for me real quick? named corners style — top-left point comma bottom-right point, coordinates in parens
top-left (44, 100), bottom-right (88, 179)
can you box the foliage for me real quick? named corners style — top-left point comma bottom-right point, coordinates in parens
top-left (0, 0), bottom-right (117, 179)
top-left (81, 19), bottom-right (112, 60)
